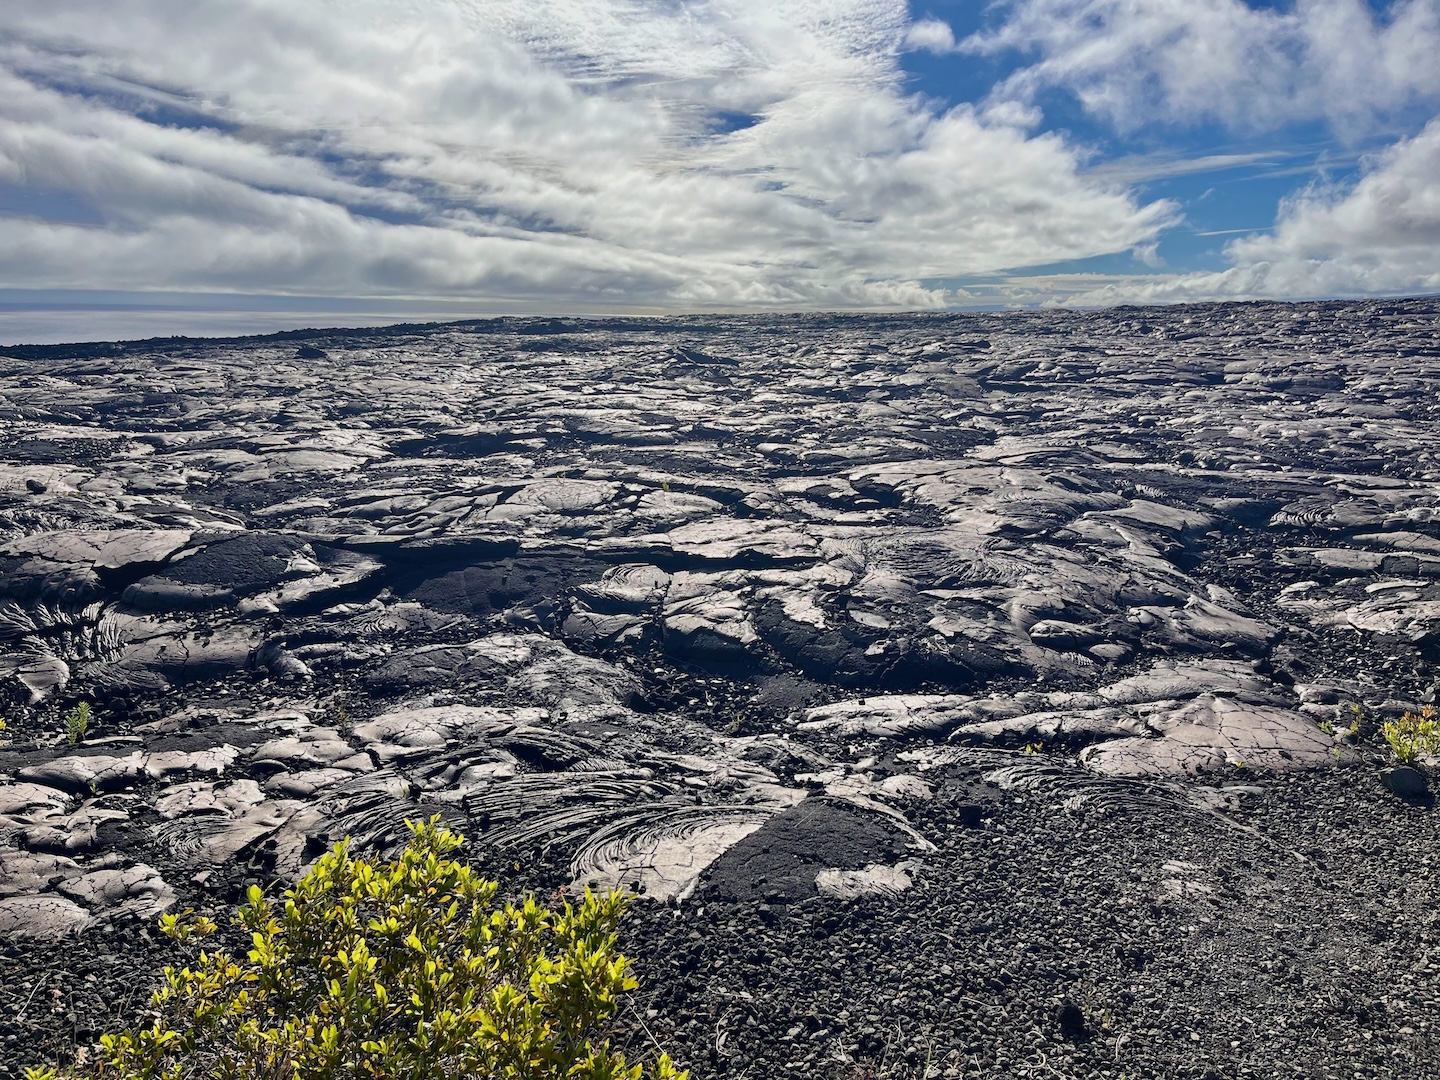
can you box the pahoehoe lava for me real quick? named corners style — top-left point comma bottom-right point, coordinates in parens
top-left (2, 301), bottom-right (1438, 1078)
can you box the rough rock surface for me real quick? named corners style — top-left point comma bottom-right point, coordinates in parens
top-left (1, 301), bottom-right (1439, 1078)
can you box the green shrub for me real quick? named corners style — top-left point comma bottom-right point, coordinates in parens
top-left (46, 817), bottom-right (684, 1080)
top-left (1381, 705), bottom-right (1440, 766)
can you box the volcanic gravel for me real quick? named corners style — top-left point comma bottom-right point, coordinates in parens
top-left (618, 762), bottom-right (1440, 1079)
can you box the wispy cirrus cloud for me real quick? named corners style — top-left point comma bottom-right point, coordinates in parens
top-left (1085, 150), bottom-right (1295, 185)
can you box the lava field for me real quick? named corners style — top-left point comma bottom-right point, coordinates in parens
top-left (1, 300), bottom-right (1438, 1079)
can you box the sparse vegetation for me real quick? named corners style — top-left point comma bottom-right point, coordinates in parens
top-left (38, 817), bottom-right (684, 1080)
top-left (1381, 705), bottom-right (1440, 766)
top-left (1320, 705), bottom-right (1366, 742)
top-left (63, 702), bottom-right (91, 746)
top-left (1346, 703), bottom-right (1365, 740)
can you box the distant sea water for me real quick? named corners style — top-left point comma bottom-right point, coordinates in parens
top-left (0, 291), bottom-right (606, 346)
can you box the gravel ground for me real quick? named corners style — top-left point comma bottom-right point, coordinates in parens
top-left (617, 760), bottom-right (1439, 1080)
top-left (4, 758), bottom-right (1435, 1080)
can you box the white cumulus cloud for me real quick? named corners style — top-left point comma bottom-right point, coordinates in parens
top-left (0, 0), bottom-right (1173, 312)
top-left (966, 0), bottom-right (1440, 133)
top-left (963, 0), bottom-right (1440, 306)
top-left (1057, 119), bottom-right (1440, 304)
top-left (903, 17), bottom-right (959, 54)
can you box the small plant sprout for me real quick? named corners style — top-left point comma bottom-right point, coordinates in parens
top-left (64, 701), bottom-right (92, 745)
top-left (157, 910), bottom-right (218, 944)
top-left (1381, 705), bottom-right (1440, 766)
top-left (1347, 703), bottom-right (1365, 739)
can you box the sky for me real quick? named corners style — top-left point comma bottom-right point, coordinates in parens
top-left (2, 0), bottom-right (1439, 343)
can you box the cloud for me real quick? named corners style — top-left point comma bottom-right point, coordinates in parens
top-left (967, 0), bottom-right (1440, 135)
top-left (903, 17), bottom-right (959, 54)
top-left (1053, 119), bottom-right (1440, 304)
top-left (0, 0), bottom-right (1173, 310)
top-left (954, 0), bottom-right (1440, 308)
top-left (1086, 150), bottom-right (1296, 185)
